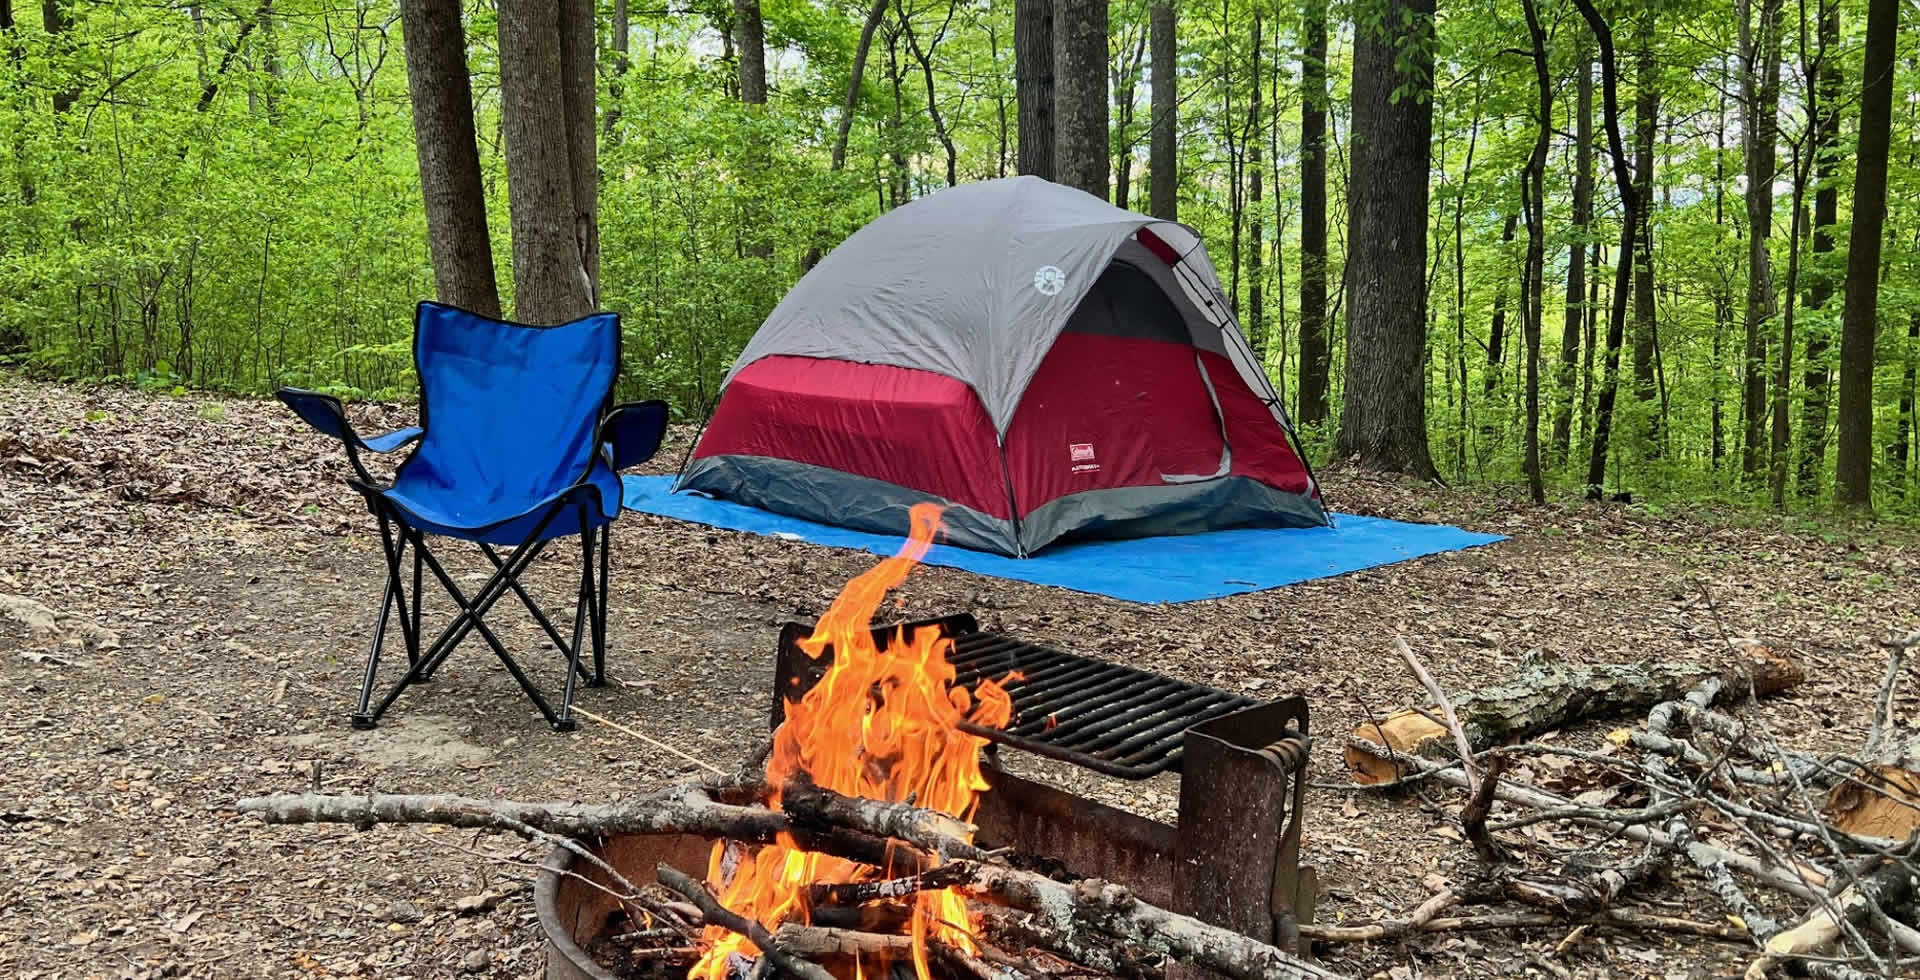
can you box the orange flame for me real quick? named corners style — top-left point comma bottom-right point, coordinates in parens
top-left (690, 504), bottom-right (1013, 980)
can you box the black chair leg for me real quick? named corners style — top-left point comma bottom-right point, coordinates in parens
top-left (591, 523), bottom-right (610, 687)
top-left (354, 510), bottom-right (413, 729)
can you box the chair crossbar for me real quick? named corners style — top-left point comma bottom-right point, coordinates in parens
top-left (350, 494), bottom-right (606, 732)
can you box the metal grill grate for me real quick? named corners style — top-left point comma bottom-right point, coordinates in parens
top-left (774, 614), bottom-right (1261, 780)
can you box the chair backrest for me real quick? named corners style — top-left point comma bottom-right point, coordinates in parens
top-left (397, 302), bottom-right (621, 509)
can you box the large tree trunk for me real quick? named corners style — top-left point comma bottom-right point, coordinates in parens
top-left (497, 0), bottom-right (595, 323)
top-left (1739, 0), bottom-right (1783, 479)
top-left (1553, 51), bottom-right (1593, 465)
top-left (41, 0), bottom-right (75, 115)
top-left (1798, 3), bottom-right (1840, 497)
top-left (1052, 0), bottom-right (1107, 198)
top-left (735, 0), bottom-right (766, 105)
top-left (1015, 0), bottom-right (1054, 180)
top-left (556, 0), bottom-right (597, 300)
top-left (400, 0), bottom-right (501, 319)
top-left (1630, 18), bottom-right (1660, 456)
top-left (1336, 0), bottom-right (1439, 480)
top-left (1833, 0), bottom-right (1899, 509)
top-left (1147, 1), bottom-right (1176, 220)
top-left (1572, 0), bottom-right (1638, 499)
top-left (1296, 0), bottom-right (1328, 426)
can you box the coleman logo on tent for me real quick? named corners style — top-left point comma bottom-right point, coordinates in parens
top-left (1033, 265), bottom-right (1066, 296)
top-left (1069, 443), bottom-right (1099, 473)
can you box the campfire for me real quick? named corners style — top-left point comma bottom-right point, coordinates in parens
top-left (240, 504), bottom-right (1331, 980)
top-left (691, 502), bottom-right (1015, 980)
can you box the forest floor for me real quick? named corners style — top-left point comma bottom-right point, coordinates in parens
top-left (0, 374), bottom-right (1916, 980)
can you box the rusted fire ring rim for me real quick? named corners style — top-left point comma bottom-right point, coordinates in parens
top-left (535, 843), bottom-right (619, 980)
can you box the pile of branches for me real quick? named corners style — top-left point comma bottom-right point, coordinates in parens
top-left (237, 773), bottom-right (1345, 980)
top-left (1337, 630), bottom-right (1920, 979)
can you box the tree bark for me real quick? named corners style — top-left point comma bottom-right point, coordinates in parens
top-left (1052, 0), bottom-right (1107, 198)
top-left (1740, 0), bottom-right (1783, 479)
top-left (1896, 313), bottom-right (1917, 488)
top-left (1553, 51), bottom-right (1593, 465)
top-left (1147, 1), bottom-right (1176, 220)
top-left (1630, 19), bottom-right (1660, 456)
top-left (1572, 0), bottom-right (1638, 499)
top-left (1246, 11), bottom-right (1263, 358)
top-left (399, 0), bottom-right (501, 318)
top-left (497, 0), bottom-right (595, 323)
top-left (735, 0), bottom-right (767, 105)
top-left (1484, 211), bottom-right (1519, 400)
top-left (1797, 3), bottom-right (1840, 498)
top-left (557, 0), bottom-right (598, 300)
top-left (1296, 0), bottom-right (1328, 425)
top-left (605, 0), bottom-right (629, 137)
top-left (1336, 0), bottom-right (1439, 480)
top-left (1833, 0), bottom-right (1899, 509)
top-left (1346, 646), bottom-right (1803, 784)
top-left (1520, 0), bottom-right (1550, 504)
top-left (830, 0), bottom-right (892, 174)
top-left (1015, 0), bottom-right (1054, 180)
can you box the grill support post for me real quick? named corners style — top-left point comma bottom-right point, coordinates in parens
top-left (1171, 697), bottom-right (1314, 951)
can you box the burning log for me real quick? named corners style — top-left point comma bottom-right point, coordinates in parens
top-left (1346, 642), bottom-right (1804, 784)
top-left (655, 863), bottom-right (837, 980)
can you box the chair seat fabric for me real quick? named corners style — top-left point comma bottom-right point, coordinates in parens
top-left (380, 458), bottom-right (622, 545)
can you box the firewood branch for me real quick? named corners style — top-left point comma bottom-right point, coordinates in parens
top-left (655, 863), bottom-right (837, 980)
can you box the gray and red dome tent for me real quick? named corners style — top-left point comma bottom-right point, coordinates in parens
top-left (676, 177), bottom-right (1328, 557)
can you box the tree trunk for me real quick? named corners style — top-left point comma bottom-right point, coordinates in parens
top-left (1109, 25), bottom-right (1146, 209)
top-left (1630, 18), bottom-right (1659, 456)
top-left (605, 0), bottom-right (628, 137)
top-left (1553, 51), bottom-right (1593, 466)
top-left (1347, 646), bottom-right (1803, 785)
top-left (1296, 0), bottom-right (1328, 426)
top-left (1483, 212), bottom-right (1519, 399)
top-left (1833, 0), bottom-right (1899, 509)
top-left (1052, 0), bottom-right (1107, 199)
top-left (1520, 0), bottom-right (1550, 504)
top-left (901, 2), bottom-right (959, 188)
top-left (556, 0), bottom-right (597, 300)
top-left (829, 0), bottom-right (892, 174)
top-left (1015, 0), bottom-right (1054, 180)
top-left (735, 0), bottom-right (766, 105)
top-left (497, 0), bottom-right (595, 323)
top-left (1894, 312), bottom-right (1917, 491)
top-left (42, 0), bottom-right (75, 115)
top-left (1336, 0), bottom-right (1438, 480)
top-left (1246, 11), bottom-right (1263, 359)
top-left (400, 0), bottom-right (501, 318)
top-left (1797, 3), bottom-right (1840, 497)
top-left (1571, 0), bottom-right (1638, 499)
top-left (1739, 0), bottom-right (1783, 479)
top-left (1147, 1), bottom-right (1176, 220)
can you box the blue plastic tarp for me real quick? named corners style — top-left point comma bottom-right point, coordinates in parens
top-left (622, 475), bottom-right (1504, 604)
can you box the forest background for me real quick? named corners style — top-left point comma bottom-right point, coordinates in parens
top-left (0, 0), bottom-right (1914, 516)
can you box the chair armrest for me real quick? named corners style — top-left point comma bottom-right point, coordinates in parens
top-left (276, 388), bottom-right (421, 484)
top-left (603, 400), bottom-right (669, 471)
top-left (276, 388), bottom-right (422, 453)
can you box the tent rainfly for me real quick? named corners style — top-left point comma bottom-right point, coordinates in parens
top-left (677, 177), bottom-right (1328, 557)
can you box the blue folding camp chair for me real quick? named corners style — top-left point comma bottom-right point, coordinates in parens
top-left (277, 301), bottom-right (667, 731)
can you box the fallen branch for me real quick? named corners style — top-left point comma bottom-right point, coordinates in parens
top-left (1300, 907), bottom-right (1744, 944)
top-left (1348, 644), bottom-right (1802, 784)
top-left (1746, 859), bottom-right (1920, 980)
top-left (1394, 637), bottom-right (1481, 788)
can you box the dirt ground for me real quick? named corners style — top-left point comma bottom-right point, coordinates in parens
top-left (1, 375), bottom-right (1915, 980)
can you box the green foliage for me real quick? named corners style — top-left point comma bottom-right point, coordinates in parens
top-left (0, 0), bottom-right (1914, 517)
